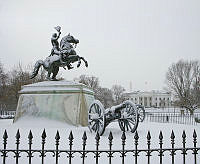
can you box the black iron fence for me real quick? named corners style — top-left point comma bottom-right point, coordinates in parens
top-left (0, 110), bottom-right (15, 119)
top-left (0, 129), bottom-right (199, 164)
top-left (145, 113), bottom-right (200, 125)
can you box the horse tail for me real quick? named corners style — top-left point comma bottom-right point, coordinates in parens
top-left (30, 60), bottom-right (43, 79)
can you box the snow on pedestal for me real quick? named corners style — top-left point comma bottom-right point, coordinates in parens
top-left (14, 81), bottom-right (94, 126)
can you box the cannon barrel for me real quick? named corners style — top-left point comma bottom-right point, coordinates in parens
top-left (114, 103), bottom-right (126, 112)
top-left (105, 103), bottom-right (126, 114)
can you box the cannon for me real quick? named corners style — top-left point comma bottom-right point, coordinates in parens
top-left (88, 100), bottom-right (145, 135)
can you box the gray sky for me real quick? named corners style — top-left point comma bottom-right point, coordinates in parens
top-left (0, 0), bottom-right (199, 91)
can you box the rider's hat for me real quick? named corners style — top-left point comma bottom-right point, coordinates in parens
top-left (54, 26), bottom-right (61, 32)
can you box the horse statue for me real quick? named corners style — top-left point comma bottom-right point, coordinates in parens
top-left (30, 32), bottom-right (88, 80)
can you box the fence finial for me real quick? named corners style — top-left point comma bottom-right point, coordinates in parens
top-left (16, 129), bottom-right (20, 139)
top-left (82, 131), bottom-right (87, 141)
top-left (69, 131), bottom-right (74, 141)
top-left (193, 129), bottom-right (197, 138)
top-left (159, 131), bottom-right (163, 140)
top-left (108, 131), bottom-right (113, 141)
top-left (182, 130), bottom-right (186, 139)
top-left (3, 129), bottom-right (8, 139)
top-left (121, 131), bottom-right (126, 141)
top-left (147, 131), bottom-right (151, 140)
top-left (28, 130), bottom-right (33, 140)
top-left (171, 130), bottom-right (175, 139)
top-left (42, 129), bottom-right (46, 139)
top-left (55, 130), bottom-right (60, 140)
top-left (95, 132), bottom-right (100, 141)
top-left (134, 131), bottom-right (139, 140)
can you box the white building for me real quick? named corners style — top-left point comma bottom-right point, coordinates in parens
top-left (125, 90), bottom-right (172, 108)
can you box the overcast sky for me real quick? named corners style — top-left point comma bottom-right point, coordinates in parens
top-left (0, 0), bottom-right (199, 91)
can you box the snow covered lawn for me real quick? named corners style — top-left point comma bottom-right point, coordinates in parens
top-left (0, 117), bottom-right (200, 164)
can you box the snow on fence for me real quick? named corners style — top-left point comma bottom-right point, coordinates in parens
top-left (0, 129), bottom-right (199, 164)
top-left (0, 110), bottom-right (15, 119)
top-left (145, 113), bottom-right (200, 125)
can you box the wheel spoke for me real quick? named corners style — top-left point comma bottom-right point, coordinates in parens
top-left (88, 119), bottom-right (95, 124)
top-left (128, 119), bottom-right (137, 125)
top-left (91, 122), bottom-right (96, 131)
top-left (94, 104), bottom-right (98, 113)
top-left (127, 121), bottom-right (133, 131)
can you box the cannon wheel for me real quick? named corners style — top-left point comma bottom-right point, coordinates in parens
top-left (88, 100), bottom-right (105, 136)
top-left (137, 105), bottom-right (145, 122)
top-left (118, 101), bottom-right (139, 133)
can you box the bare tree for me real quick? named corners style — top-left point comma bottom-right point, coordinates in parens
top-left (76, 75), bottom-right (99, 90)
top-left (166, 59), bottom-right (200, 114)
top-left (75, 75), bottom-right (114, 107)
top-left (1, 62), bottom-right (46, 110)
top-left (0, 61), bottom-right (9, 110)
top-left (111, 84), bottom-right (126, 105)
top-left (75, 74), bottom-right (100, 98)
top-left (96, 87), bottom-right (114, 108)
top-left (192, 62), bottom-right (200, 106)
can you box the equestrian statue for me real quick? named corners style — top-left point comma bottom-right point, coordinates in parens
top-left (30, 26), bottom-right (88, 80)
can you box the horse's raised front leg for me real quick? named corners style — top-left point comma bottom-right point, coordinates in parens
top-left (80, 57), bottom-right (88, 67)
top-left (77, 59), bottom-right (81, 68)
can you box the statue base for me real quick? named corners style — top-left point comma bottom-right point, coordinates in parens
top-left (14, 81), bottom-right (94, 126)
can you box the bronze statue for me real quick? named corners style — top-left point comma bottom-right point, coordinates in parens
top-left (30, 26), bottom-right (88, 80)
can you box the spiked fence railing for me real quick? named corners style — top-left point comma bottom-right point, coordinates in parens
top-left (0, 129), bottom-right (199, 164)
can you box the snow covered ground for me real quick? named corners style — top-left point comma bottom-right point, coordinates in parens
top-left (0, 117), bottom-right (200, 164)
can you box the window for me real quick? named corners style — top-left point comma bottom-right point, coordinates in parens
top-left (155, 97), bottom-right (157, 101)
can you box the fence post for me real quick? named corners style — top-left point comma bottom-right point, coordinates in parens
top-left (182, 131), bottom-right (186, 164)
top-left (41, 129), bottom-right (46, 164)
top-left (108, 131), bottom-right (113, 164)
top-left (147, 131), bottom-right (151, 164)
top-left (134, 131), bottom-right (139, 164)
top-left (193, 130), bottom-right (197, 164)
top-left (68, 131), bottom-right (74, 164)
top-left (55, 130), bottom-right (60, 164)
top-left (121, 131), bottom-right (126, 164)
top-left (159, 131), bottom-right (163, 164)
top-left (95, 132), bottom-right (100, 164)
top-left (15, 129), bottom-right (21, 164)
top-left (2, 130), bottom-right (8, 164)
top-left (28, 130), bottom-right (33, 164)
top-left (170, 130), bottom-right (175, 164)
top-left (82, 131), bottom-right (87, 164)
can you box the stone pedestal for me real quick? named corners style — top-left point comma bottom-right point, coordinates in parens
top-left (14, 81), bottom-right (94, 126)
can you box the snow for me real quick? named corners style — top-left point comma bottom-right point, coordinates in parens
top-left (0, 117), bottom-right (200, 164)
top-left (20, 80), bottom-right (93, 94)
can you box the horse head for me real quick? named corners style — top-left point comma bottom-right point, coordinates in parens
top-left (60, 33), bottom-right (79, 50)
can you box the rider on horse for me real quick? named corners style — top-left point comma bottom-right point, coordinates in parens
top-left (49, 26), bottom-right (73, 70)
